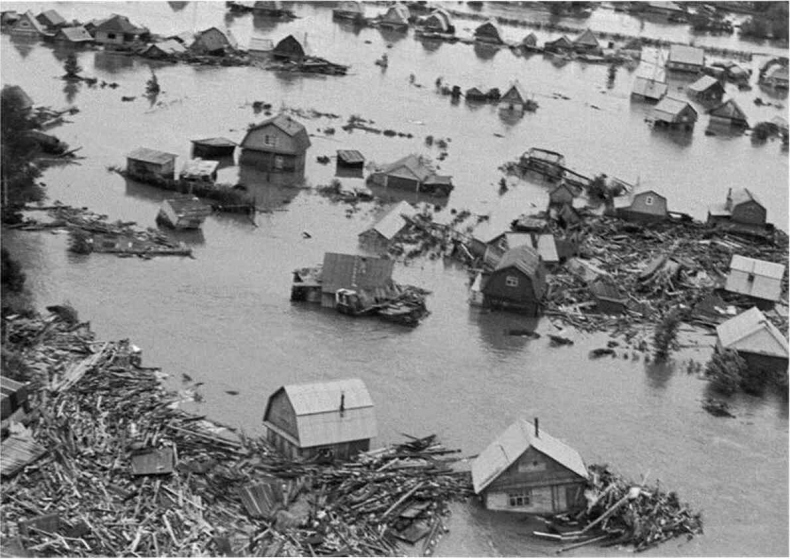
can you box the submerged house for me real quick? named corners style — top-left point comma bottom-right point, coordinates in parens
top-left (613, 190), bottom-right (668, 223)
top-left (666, 44), bottom-right (704, 73)
top-left (707, 188), bottom-right (767, 229)
top-left (11, 11), bottom-right (48, 37)
top-left (572, 28), bottom-right (600, 53)
top-left (262, 378), bottom-right (377, 460)
top-left (190, 27), bottom-right (237, 55)
top-left (763, 65), bottom-right (789, 89)
top-left (499, 81), bottom-right (529, 113)
top-left (358, 201), bottom-right (416, 247)
top-left (631, 76), bottom-right (668, 102)
top-left (191, 137), bottom-right (236, 158)
top-left (687, 75), bottom-right (725, 103)
top-left (423, 9), bottom-right (453, 34)
top-left (272, 34), bottom-right (306, 61)
top-left (94, 14), bottom-right (146, 47)
top-left (650, 97), bottom-right (698, 130)
top-left (369, 154), bottom-right (454, 197)
top-left (126, 147), bottom-right (177, 180)
top-left (708, 99), bottom-right (749, 128)
top-left (156, 197), bottom-right (212, 230)
top-left (716, 307), bottom-right (789, 373)
top-left (521, 32), bottom-right (538, 50)
top-left (481, 245), bottom-right (547, 315)
top-left (724, 255), bottom-right (785, 310)
top-left (319, 253), bottom-right (396, 308)
top-left (472, 419), bottom-right (588, 514)
top-left (141, 39), bottom-right (186, 58)
top-left (379, 4), bottom-right (410, 30)
top-left (54, 26), bottom-right (94, 44)
top-left (543, 35), bottom-right (574, 53)
top-left (239, 114), bottom-right (311, 172)
top-left (36, 9), bottom-right (66, 30)
top-left (332, 1), bottom-right (364, 22)
top-left (474, 20), bottom-right (503, 44)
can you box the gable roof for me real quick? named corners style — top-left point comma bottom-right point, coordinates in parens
top-left (709, 99), bottom-right (748, 123)
top-left (144, 38), bottom-right (186, 55)
top-left (265, 378), bottom-right (378, 448)
top-left (15, 11), bottom-right (48, 35)
top-left (495, 244), bottom-right (542, 277)
top-left (427, 8), bottom-right (451, 27)
top-left (669, 44), bottom-right (704, 66)
top-left (363, 201), bottom-right (416, 241)
top-left (522, 32), bottom-right (538, 46)
top-left (688, 75), bottom-right (722, 94)
top-left (37, 9), bottom-right (66, 27)
top-left (56, 26), bottom-right (93, 42)
top-left (653, 96), bottom-right (696, 118)
top-left (194, 26), bottom-right (237, 49)
top-left (632, 76), bottom-right (668, 99)
top-left (321, 253), bottom-right (394, 294)
top-left (382, 154), bottom-right (433, 182)
top-left (472, 419), bottom-right (588, 494)
top-left (127, 147), bottom-right (177, 165)
top-left (475, 20), bottom-right (501, 38)
top-left (717, 307), bottom-right (789, 359)
top-left (245, 114), bottom-right (311, 151)
top-left (383, 3), bottom-right (410, 22)
top-left (96, 14), bottom-right (144, 34)
top-left (633, 189), bottom-right (667, 203)
top-left (545, 35), bottom-right (573, 49)
top-left (727, 187), bottom-right (763, 210)
top-left (574, 28), bottom-right (598, 47)
top-left (501, 81), bottom-right (528, 103)
top-left (273, 34), bottom-right (305, 57)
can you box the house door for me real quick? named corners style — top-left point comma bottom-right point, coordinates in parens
top-left (274, 155), bottom-right (284, 170)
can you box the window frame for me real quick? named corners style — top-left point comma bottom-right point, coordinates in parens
top-left (505, 275), bottom-right (519, 288)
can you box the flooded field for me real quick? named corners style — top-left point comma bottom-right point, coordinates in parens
top-left (2, 2), bottom-right (788, 557)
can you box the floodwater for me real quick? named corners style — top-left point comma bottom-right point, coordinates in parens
top-left (2, 2), bottom-right (788, 557)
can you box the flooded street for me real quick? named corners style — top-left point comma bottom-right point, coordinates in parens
top-left (2, 2), bottom-right (788, 556)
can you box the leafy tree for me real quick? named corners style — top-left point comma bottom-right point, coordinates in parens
top-left (705, 349), bottom-right (746, 396)
top-left (1, 87), bottom-right (43, 219)
top-left (146, 71), bottom-right (160, 95)
top-left (1, 248), bottom-right (26, 293)
top-left (63, 53), bottom-right (82, 79)
top-left (653, 308), bottom-right (681, 363)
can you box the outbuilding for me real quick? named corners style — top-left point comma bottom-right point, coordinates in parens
top-left (687, 75), bottom-right (725, 103)
top-left (156, 197), bottom-right (212, 230)
top-left (262, 378), bottom-right (377, 461)
top-left (614, 190), bottom-right (668, 223)
top-left (707, 187), bottom-right (766, 228)
top-left (54, 26), bottom-right (94, 44)
top-left (708, 99), bottom-right (749, 128)
top-left (481, 245), bottom-right (547, 315)
top-left (666, 44), bottom-right (704, 73)
top-left (126, 147), bottom-right (177, 180)
top-left (724, 255), bottom-right (784, 310)
top-left (631, 76), bottom-right (668, 102)
top-left (474, 20), bottom-right (503, 44)
top-left (499, 81), bottom-right (529, 113)
top-left (272, 34), bottom-right (305, 61)
top-left (716, 307), bottom-right (789, 373)
top-left (190, 27), bottom-right (237, 55)
top-left (472, 419), bottom-right (588, 514)
top-left (370, 154), bottom-right (453, 197)
top-left (650, 97), bottom-right (698, 130)
top-left (358, 201), bottom-right (417, 247)
top-left (239, 113), bottom-right (311, 172)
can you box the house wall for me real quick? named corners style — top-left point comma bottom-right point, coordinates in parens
top-left (726, 269), bottom-right (781, 303)
top-left (483, 268), bottom-right (540, 315)
top-left (127, 159), bottom-right (174, 179)
top-left (484, 483), bottom-right (586, 514)
top-left (239, 149), bottom-right (303, 172)
top-left (95, 30), bottom-right (127, 45)
top-left (12, 16), bottom-right (41, 35)
top-left (709, 114), bottom-right (746, 128)
top-left (358, 229), bottom-right (389, 249)
top-left (667, 61), bottom-right (702, 73)
top-left (631, 193), bottom-right (667, 217)
top-left (265, 391), bottom-right (299, 441)
top-left (242, 125), bottom-right (299, 154)
top-left (300, 439), bottom-right (371, 461)
top-left (384, 173), bottom-right (420, 192)
top-left (730, 201), bottom-right (766, 225)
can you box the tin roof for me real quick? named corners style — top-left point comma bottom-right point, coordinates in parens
top-left (321, 253), bottom-right (394, 294)
top-left (127, 147), bottom-right (177, 165)
top-left (363, 200), bottom-right (416, 241)
top-left (716, 307), bottom-right (789, 359)
top-left (472, 419), bottom-right (588, 494)
top-left (669, 44), bottom-right (704, 67)
top-left (574, 28), bottom-right (599, 47)
top-left (632, 76), bottom-right (668, 100)
top-left (56, 26), bottom-right (93, 42)
top-left (266, 378), bottom-right (378, 448)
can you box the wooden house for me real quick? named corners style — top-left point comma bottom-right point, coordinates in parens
top-left (11, 11), bottom-right (48, 37)
top-left (156, 197), bottom-right (212, 230)
top-left (94, 14), bottom-right (145, 47)
top-left (319, 253), bottom-right (395, 308)
top-left (359, 201), bottom-right (416, 247)
top-left (631, 76), bottom-right (668, 102)
top-left (687, 75), bottom-right (725, 103)
top-left (36, 9), bottom-right (66, 30)
top-left (590, 279), bottom-right (628, 315)
top-left (423, 9), bottom-right (453, 33)
top-left (465, 86), bottom-right (487, 101)
top-left (474, 20), bottom-right (502, 44)
top-left (262, 378), bottom-right (377, 461)
top-left (191, 137), bottom-right (236, 158)
top-left (650, 97), bottom-right (698, 130)
top-left (141, 39), bottom-right (186, 58)
top-left (333, 1), bottom-right (364, 22)
top-left (239, 114), bottom-right (311, 172)
top-left (724, 255), bottom-right (784, 310)
top-left (472, 419), bottom-right (588, 514)
top-left (572, 28), bottom-right (600, 53)
top-left (54, 26), bottom-right (94, 44)
top-left (336, 149), bottom-right (365, 171)
top-left (126, 147), bottom-right (177, 180)
top-left (543, 35), bottom-right (574, 53)
top-left (716, 307), bottom-right (789, 373)
top-left (499, 82), bottom-right (529, 113)
top-left (614, 190), bottom-right (668, 223)
top-left (273, 34), bottom-right (305, 61)
top-left (369, 154), bottom-right (453, 197)
top-left (707, 188), bottom-right (766, 228)
top-left (380, 4), bottom-right (410, 30)
top-left (763, 65), bottom-right (788, 89)
top-left (666, 44), bottom-right (704, 73)
top-left (481, 245), bottom-right (546, 315)
top-left (708, 99), bottom-right (749, 128)
top-left (190, 27), bottom-right (237, 55)
top-left (480, 231), bottom-right (532, 268)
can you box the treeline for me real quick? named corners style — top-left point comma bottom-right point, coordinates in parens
top-left (740, 2), bottom-right (789, 42)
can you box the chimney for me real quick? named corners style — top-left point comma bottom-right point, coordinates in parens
top-left (534, 417), bottom-right (539, 438)
top-left (340, 393), bottom-right (345, 417)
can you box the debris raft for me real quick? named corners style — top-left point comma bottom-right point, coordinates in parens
top-left (540, 464), bottom-right (704, 553)
top-left (1, 311), bottom-right (471, 557)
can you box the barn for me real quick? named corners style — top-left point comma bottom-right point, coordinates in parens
top-left (708, 99), bottom-right (749, 128)
top-left (262, 378), bottom-right (378, 460)
top-left (472, 419), bottom-right (588, 514)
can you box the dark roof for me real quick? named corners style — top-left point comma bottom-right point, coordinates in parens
top-left (337, 149), bottom-right (365, 164)
top-left (321, 253), bottom-right (394, 294)
top-left (728, 187), bottom-right (763, 209)
top-left (96, 14), bottom-right (144, 34)
top-left (245, 114), bottom-right (311, 151)
top-left (382, 154), bottom-right (433, 182)
top-left (37, 9), bottom-right (66, 27)
top-left (709, 99), bottom-right (748, 123)
top-left (191, 137), bottom-right (237, 147)
top-left (545, 35), bottom-right (573, 48)
top-left (273, 34), bottom-right (305, 57)
top-left (475, 20), bottom-right (501, 39)
top-left (127, 147), bottom-right (177, 165)
top-left (574, 28), bottom-right (599, 47)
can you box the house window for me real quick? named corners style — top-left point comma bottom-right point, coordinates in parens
top-left (107, 32), bottom-right (116, 39)
top-left (508, 490), bottom-right (532, 507)
top-left (645, 196), bottom-right (654, 206)
top-left (505, 276), bottom-right (519, 287)
top-left (264, 134), bottom-right (274, 146)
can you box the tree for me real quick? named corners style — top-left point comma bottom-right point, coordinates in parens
top-left (653, 308), bottom-right (681, 363)
top-left (146, 71), bottom-right (160, 96)
top-left (1, 248), bottom-right (26, 293)
top-left (63, 53), bottom-right (83, 80)
top-left (704, 349), bottom-right (746, 396)
top-left (1, 87), bottom-right (43, 220)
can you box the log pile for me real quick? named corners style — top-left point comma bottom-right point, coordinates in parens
top-left (1, 312), bottom-right (471, 557)
top-left (538, 464), bottom-right (704, 553)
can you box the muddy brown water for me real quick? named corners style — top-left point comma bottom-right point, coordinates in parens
top-left (2, 2), bottom-right (788, 556)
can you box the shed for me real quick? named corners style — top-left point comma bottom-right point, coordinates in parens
top-left (724, 255), bottom-right (784, 308)
top-left (522, 32), bottom-right (538, 48)
top-left (191, 27), bottom-right (237, 55)
top-left (141, 39), bottom-right (186, 58)
top-left (707, 187), bottom-right (766, 228)
top-left (240, 113), bottom-right (311, 172)
top-left (481, 245), bottom-right (547, 315)
top-left (273, 34), bottom-right (306, 61)
top-left (687, 75), bottom-right (725, 102)
top-left (499, 81), bottom-right (529, 112)
top-left (651, 97), bottom-right (698, 129)
top-left (631, 76), bottom-right (668, 102)
top-left (54, 26), bottom-right (94, 44)
top-left (263, 378), bottom-right (377, 460)
top-left (666, 44), bottom-right (704, 73)
top-left (474, 20), bottom-right (502, 44)
top-left (248, 36), bottom-right (274, 55)
top-left (191, 137), bottom-right (236, 158)
top-left (126, 147), bottom-right (177, 179)
top-left (716, 307), bottom-right (789, 373)
top-left (157, 197), bottom-right (212, 230)
top-left (423, 9), bottom-right (452, 33)
top-left (573, 28), bottom-right (599, 52)
top-left (544, 35), bottom-right (574, 52)
top-left (180, 158), bottom-right (219, 182)
top-left (11, 11), bottom-right (48, 36)
top-left (615, 190), bottom-right (668, 223)
top-left (36, 9), bottom-right (66, 29)
top-left (472, 419), bottom-right (588, 514)
top-left (590, 279), bottom-right (628, 315)
top-left (94, 14), bottom-right (145, 46)
top-left (359, 201), bottom-right (417, 246)
top-left (336, 149), bottom-right (365, 169)
top-left (708, 99), bottom-right (749, 128)
top-left (320, 253), bottom-right (395, 308)
top-left (380, 4), bottom-right (410, 29)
